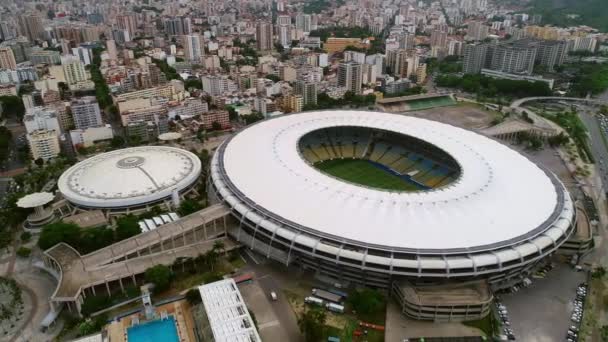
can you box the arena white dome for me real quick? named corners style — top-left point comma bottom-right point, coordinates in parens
top-left (59, 146), bottom-right (201, 209)
top-left (211, 110), bottom-right (575, 287)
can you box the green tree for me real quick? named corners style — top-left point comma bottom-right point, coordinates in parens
top-left (211, 121), bottom-right (222, 131)
top-left (298, 307), bottom-right (327, 342)
top-left (177, 199), bottom-right (203, 216)
top-left (38, 222), bottom-right (82, 251)
top-left (185, 288), bottom-right (202, 305)
top-left (110, 136), bottom-right (125, 148)
top-left (144, 264), bottom-right (173, 292)
top-left (16, 247), bottom-right (31, 258)
top-left (115, 214), bottom-right (141, 240)
top-left (348, 288), bottom-right (385, 318)
top-left (0, 96), bottom-right (26, 118)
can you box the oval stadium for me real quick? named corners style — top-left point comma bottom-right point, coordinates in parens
top-left (58, 146), bottom-right (201, 211)
top-left (210, 110), bottom-right (576, 289)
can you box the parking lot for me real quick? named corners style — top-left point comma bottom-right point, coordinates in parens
top-left (500, 262), bottom-right (587, 342)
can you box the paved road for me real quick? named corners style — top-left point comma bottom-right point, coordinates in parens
top-left (241, 253), bottom-right (303, 342)
top-left (580, 111), bottom-right (608, 187)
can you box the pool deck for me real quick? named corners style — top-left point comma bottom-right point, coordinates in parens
top-left (107, 299), bottom-right (196, 342)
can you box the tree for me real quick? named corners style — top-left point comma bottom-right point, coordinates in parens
top-left (38, 222), bottom-right (82, 251)
top-left (185, 288), bottom-right (202, 305)
top-left (115, 214), bottom-right (141, 240)
top-left (211, 121), bottom-right (222, 131)
top-left (144, 265), bottom-right (173, 292)
top-left (34, 158), bottom-right (44, 167)
top-left (213, 240), bottom-right (225, 256)
top-left (298, 307), bottom-right (326, 342)
top-left (177, 199), bottom-right (203, 216)
top-left (348, 288), bottom-right (385, 317)
top-left (227, 106), bottom-right (239, 121)
top-left (16, 247), bottom-right (31, 258)
top-left (0, 96), bottom-right (26, 118)
top-left (265, 74), bottom-right (281, 82)
top-left (110, 136), bottom-right (125, 148)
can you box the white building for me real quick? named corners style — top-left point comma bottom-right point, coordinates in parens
top-left (71, 97), bottom-right (103, 130)
top-left (27, 129), bottom-right (60, 161)
top-left (70, 125), bottom-right (114, 148)
top-left (24, 107), bottom-right (61, 134)
top-left (197, 279), bottom-right (261, 342)
top-left (61, 55), bottom-right (87, 85)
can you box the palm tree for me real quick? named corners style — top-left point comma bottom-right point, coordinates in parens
top-left (213, 240), bottom-right (225, 256)
top-left (205, 249), bottom-right (218, 272)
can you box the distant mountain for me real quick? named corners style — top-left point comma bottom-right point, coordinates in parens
top-left (530, 0), bottom-right (608, 32)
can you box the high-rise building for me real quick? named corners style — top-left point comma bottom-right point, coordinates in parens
top-left (106, 40), bottom-right (118, 60)
top-left (72, 46), bottom-right (92, 66)
top-left (0, 47), bottom-right (17, 70)
top-left (399, 33), bottom-right (415, 50)
top-left (489, 43), bottom-right (536, 75)
top-left (295, 80), bottom-right (318, 106)
top-left (416, 63), bottom-right (427, 84)
top-left (277, 15), bottom-right (291, 26)
top-left (430, 30), bottom-right (448, 49)
top-left (164, 16), bottom-right (192, 36)
top-left (295, 14), bottom-right (312, 33)
top-left (23, 106), bottom-right (62, 134)
top-left (17, 14), bottom-right (44, 42)
top-left (338, 61), bottom-right (363, 94)
top-left (466, 21), bottom-right (489, 41)
top-left (71, 97), bottom-right (103, 130)
top-left (463, 43), bottom-right (488, 74)
top-left (116, 14), bottom-right (137, 38)
top-left (277, 24), bottom-right (291, 48)
top-left (344, 51), bottom-right (366, 64)
top-left (27, 129), bottom-right (60, 161)
top-left (183, 34), bottom-right (205, 62)
top-left (61, 55), bottom-right (87, 85)
top-left (515, 38), bottom-right (566, 72)
top-left (387, 49), bottom-right (418, 78)
top-left (256, 21), bottom-right (273, 51)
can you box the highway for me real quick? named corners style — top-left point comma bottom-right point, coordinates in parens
top-left (580, 111), bottom-right (608, 189)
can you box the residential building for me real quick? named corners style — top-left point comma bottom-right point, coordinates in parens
top-left (416, 63), bottom-right (427, 84)
top-left (27, 129), bottom-right (60, 161)
top-left (295, 14), bottom-right (312, 33)
top-left (30, 49), bottom-right (61, 65)
top-left (466, 21), bottom-right (489, 41)
top-left (106, 40), bottom-right (118, 60)
top-left (201, 110), bottom-right (230, 129)
top-left (0, 47), bottom-right (17, 70)
top-left (62, 55), bottom-right (87, 85)
top-left (295, 80), bottom-right (318, 107)
top-left (183, 34), bottom-right (205, 62)
top-left (0, 84), bottom-right (17, 96)
top-left (489, 42), bottom-right (536, 75)
top-left (71, 97), bottom-right (102, 130)
top-left (256, 21), bottom-right (273, 51)
top-left (17, 14), bottom-right (44, 42)
top-left (338, 61), bottom-right (363, 94)
top-left (23, 106), bottom-right (61, 134)
top-left (116, 14), bottom-right (137, 38)
top-left (344, 51), bottom-right (366, 64)
top-left (70, 125), bottom-right (114, 148)
top-left (463, 43), bottom-right (488, 74)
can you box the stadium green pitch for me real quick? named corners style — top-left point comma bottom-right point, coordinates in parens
top-left (314, 158), bottom-right (420, 191)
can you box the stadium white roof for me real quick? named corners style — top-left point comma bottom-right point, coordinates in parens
top-left (219, 110), bottom-right (564, 250)
top-left (58, 146), bottom-right (201, 208)
top-left (198, 279), bottom-right (261, 342)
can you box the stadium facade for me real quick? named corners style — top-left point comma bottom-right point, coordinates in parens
top-left (210, 110), bottom-right (575, 290)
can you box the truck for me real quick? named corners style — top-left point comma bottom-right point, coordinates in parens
top-left (304, 296), bottom-right (324, 306)
top-left (326, 303), bottom-right (345, 314)
top-left (312, 288), bottom-right (342, 303)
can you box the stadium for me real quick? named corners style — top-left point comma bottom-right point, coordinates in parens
top-left (58, 146), bottom-right (201, 212)
top-left (210, 110), bottom-right (576, 290)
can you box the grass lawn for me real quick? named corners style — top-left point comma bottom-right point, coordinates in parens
top-left (314, 158), bottom-right (419, 191)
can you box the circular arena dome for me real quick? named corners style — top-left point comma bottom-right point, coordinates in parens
top-left (58, 146), bottom-right (201, 209)
top-left (211, 110), bottom-right (575, 287)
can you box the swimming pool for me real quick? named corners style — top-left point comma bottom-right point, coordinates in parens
top-left (126, 316), bottom-right (179, 342)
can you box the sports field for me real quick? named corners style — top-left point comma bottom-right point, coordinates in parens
top-left (314, 159), bottom-right (420, 191)
top-left (407, 96), bottom-right (456, 110)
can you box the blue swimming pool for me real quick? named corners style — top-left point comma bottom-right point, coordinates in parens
top-left (127, 317), bottom-right (179, 342)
